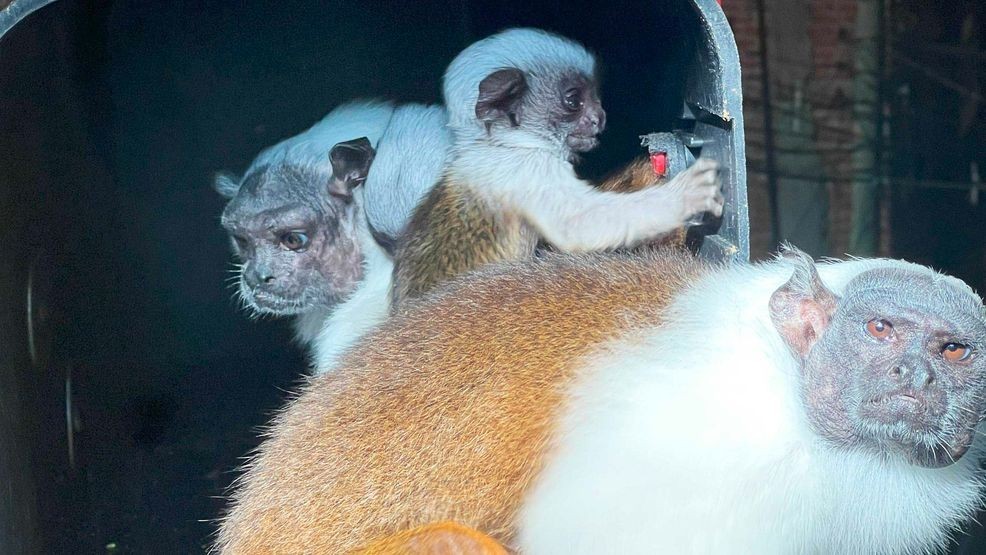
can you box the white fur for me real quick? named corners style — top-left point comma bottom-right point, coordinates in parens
top-left (310, 202), bottom-right (394, 375)
top-left (452, 145), bottom-right (714, 252)
top-left (520, 257), bottom-right (986, 555)
top-left (246, 100), bottom-right (395, 179)
top-left (363, 104), bottom-right (451, 238)
top-left (440, 28), bottom-right (719, 252)
top-left (291, 306), bottom-right (332, 345)
top-left (443, 28), bottom-right (595, 132)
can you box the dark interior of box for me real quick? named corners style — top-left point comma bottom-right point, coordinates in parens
top-left (0, 1), bottom-right (700, 552)
top-left (0, 1), bottom-right (984, 553)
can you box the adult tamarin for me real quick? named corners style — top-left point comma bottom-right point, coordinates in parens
top-left (216, 101), bottom-right (451, 354)
top-left (215, 247), bottom-right (986, 554)
top-left (390, 28), bottom-right (723, 308)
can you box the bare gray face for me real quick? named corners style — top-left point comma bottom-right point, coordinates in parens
top-left (770, 253), bottom-right (986, 468)
top-left (216, 138), bottom-right (375, 317)
top-left (475, 67), bottom-right (606, 158)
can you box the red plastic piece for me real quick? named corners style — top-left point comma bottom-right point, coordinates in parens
top-left (650, 152), bottom-right (668, 177)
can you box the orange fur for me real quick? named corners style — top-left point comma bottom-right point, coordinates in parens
top-left (216, 249), bottom-right (709, 554)
top-left (392, 156), bottom-right (683, 309)
top-left (598, 157), bottom-right (687, 249)
top-left (391, 177), bottom-right (538, 308)
top-left (357, 521), bottom-right (509, 554)
top-left (597, 156), bottom-right (661, 193)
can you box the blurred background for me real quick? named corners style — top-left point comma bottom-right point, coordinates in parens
top-left (0, 0), bottom-right (982, 553)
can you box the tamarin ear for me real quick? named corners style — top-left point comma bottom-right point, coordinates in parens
top-left (768, 247), bottom-right (839, 358)
top-left (328, 136), bottom-right (376, 200)
top-left (475, 68), bottom-right (528, 130)
top-left (213, 171), bottom-right (241, 199)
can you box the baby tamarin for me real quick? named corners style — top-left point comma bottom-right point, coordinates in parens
top-left (390, 28), bottom-right (723, 308)
top-left (216, 247), bottom-right (986, 554)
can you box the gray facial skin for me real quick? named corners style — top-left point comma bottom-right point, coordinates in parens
top-left (474, 67), bottom-right (606, 159)
top-left (217, 138), bottom-right (374, 317)
top-left (770, 253), bottom-right (986, 468)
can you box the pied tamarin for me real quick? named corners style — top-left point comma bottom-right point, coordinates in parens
top-left (215, 101), bottom-right (395, 344)
top-left (215, 246), bottom-right (986, 554)
top-left (390, 28), bottom-right (723, 309)
top-left (216, 102), bottom-right (451, 366)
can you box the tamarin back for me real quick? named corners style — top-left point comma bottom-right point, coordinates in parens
top-left (392, 157), bottom-right (683, 309)
top-left (392, 178), bottom-right (538, 308)
top-left (216, 249), bottom-right (710, 554)
top-left (597, 157), bottom-right (659, 192)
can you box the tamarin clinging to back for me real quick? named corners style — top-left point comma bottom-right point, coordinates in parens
top-left (390, 28), bottom-right (723, 309)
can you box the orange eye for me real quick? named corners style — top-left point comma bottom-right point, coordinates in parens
top-left (866, 319), bottom-right (894, 340)
top-left (942, 343), bottom-right (972, 363)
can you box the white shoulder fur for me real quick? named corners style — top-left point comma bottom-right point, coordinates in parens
top-left (309, 204), bottom-right (394, 374)
top-left (520, 256), bottom-right (985, 554)
top-left (291, 306), bottom-right (332, 345)
top-left (362, 104), bottom-right (451, 239)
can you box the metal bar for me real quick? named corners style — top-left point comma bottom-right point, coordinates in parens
top-left (688, 0), bottom-right (751, 263)
top-left (893, 52), bottom-right (985, 103)
top-left (754, 0), bottom-right (781, 249)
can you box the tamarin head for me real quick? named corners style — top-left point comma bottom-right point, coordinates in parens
top-left (216, 137), bottom-right (375, 317)
top-left (443, 28), bottom-right (605, 158)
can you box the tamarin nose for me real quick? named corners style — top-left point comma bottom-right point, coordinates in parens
top-left (592, 108), bottom-right (607, 132)
top-left (889, 360), bottom-right (935, 388)
top-left (246, 265), bottom-right (276, 287)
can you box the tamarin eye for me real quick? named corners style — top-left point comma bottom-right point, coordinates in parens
top-left (866, 319), bottom-right (894, 340)
top-left (233, 235), bottom-right (249, 252)
top-left (563, 88), bottom-right (583, 111)
top-left (280, 231), bottom-right (310, 251)
top-left (942, 343), bottom-right (973, 363)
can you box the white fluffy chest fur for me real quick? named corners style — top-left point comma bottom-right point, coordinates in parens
top-left (519, 260), bottom-right (985, 555)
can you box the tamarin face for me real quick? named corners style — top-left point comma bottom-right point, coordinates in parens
top-left (220, 165), bottom-right (363, 316)
top-left (770, 253), bottom-right (986, 468)
top-left (474, 66), bottom-right (606, 156)
top-left (217, 138), bottom-right (375, 317)
top-left (548, 71), bottom-right (606, 154)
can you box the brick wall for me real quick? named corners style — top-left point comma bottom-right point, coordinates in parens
top-left (722, 0), bottom-right (861, 259)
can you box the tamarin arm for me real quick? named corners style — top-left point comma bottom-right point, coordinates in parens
top-left (506, 159), bottom-right (688, 252)
top-left (597, 157), bottom-right (688, 249)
